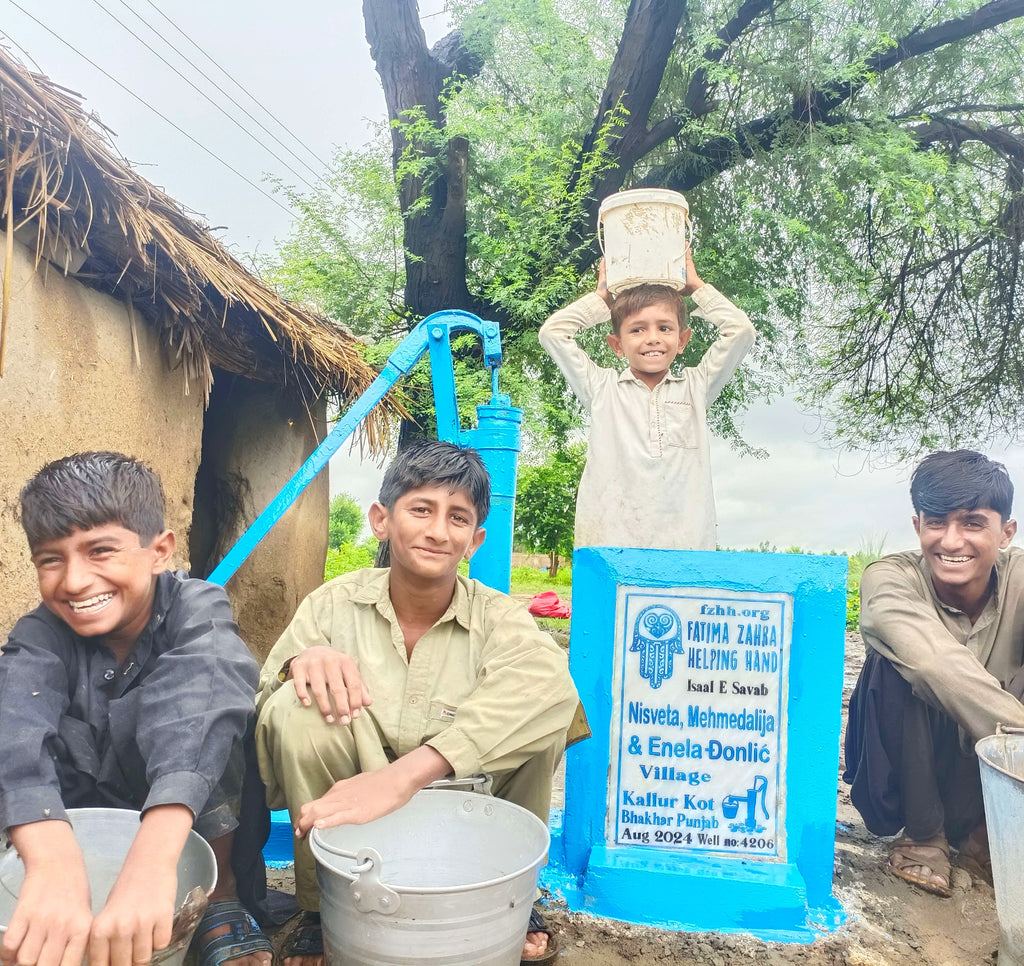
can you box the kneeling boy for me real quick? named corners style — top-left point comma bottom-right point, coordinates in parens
top-left (256, 441), bottom-right (578, 966)
top-left (0, 453), bottom-right (271, 966)
top-left (844, 450), bottom-right (1024, 897)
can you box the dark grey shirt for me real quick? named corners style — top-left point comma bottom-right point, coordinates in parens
top-left (0, 570), bottom-right (258, 830)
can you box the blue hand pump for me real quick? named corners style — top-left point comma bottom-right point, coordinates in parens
top-left (207, 311), bottom-right (522, 592)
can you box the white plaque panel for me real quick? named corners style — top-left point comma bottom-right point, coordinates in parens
top-left (608, 586), bottom-right (792, 859)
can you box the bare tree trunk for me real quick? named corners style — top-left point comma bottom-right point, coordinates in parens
top-left (549, 551), bottom-right (560, 578)
top-left (363, 1), bottom-right (484, 318)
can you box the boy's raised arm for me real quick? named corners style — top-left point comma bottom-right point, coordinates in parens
top-left (537, 266), bottom-right (613, 410)
top-left (687, 246), bottom-right (756, 404)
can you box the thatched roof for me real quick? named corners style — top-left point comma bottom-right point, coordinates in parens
top-left (0, 46), bottom-right (394, 446)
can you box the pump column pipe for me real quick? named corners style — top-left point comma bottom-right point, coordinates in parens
top-left (464, 394), bottom-right (522, 593)
top-left (426, 315), bottom-right (522, 593)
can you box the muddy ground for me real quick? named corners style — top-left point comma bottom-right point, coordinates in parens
top-left (268, 633), bottom-right (1001, 965)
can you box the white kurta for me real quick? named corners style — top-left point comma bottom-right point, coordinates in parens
top-left (538, 285), bottom-right (755, 551)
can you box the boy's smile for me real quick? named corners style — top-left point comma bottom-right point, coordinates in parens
top-left (32, 524), bottom-right (175, 657)
top-left (369, 486), bottom-right (485, 584)
top-left (606, 301), bottom-right (691, 390)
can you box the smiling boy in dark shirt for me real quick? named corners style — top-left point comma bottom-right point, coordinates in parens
top-left (0, 452), bottom-right (270, 966)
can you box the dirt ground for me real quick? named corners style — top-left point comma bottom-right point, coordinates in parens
top-left (267, 632), bottom-right (1002, 965)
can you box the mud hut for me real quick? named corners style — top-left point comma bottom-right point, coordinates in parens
top-left (0, 49), bottom-right (393, 660)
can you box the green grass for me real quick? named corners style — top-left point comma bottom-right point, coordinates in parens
top-left (509, 564), bottom-right (572, 597)
top-left (325, 546), bottom-right (873, 631)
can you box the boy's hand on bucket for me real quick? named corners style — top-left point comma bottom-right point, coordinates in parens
top-left (596, 260), bottom-right (612, 308)
top-left (295, 746), bottom-right (450, 834)
top-left (89, 871), bottom-right (176, 966)
top-left (1, 822), bottom-right (91, 966)
top-left (287, 647), bottom-right (372, 726)
top-left (88, 805), bottom-right (189, 966)
top-left (681, 246), bottom-right (704, 297)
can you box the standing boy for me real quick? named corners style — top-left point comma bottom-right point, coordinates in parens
top-left (0, 453), bottom-right (271, 966)
top-left (538, 250), bottom-right (755, 550)
top-left (255, 441), bottom-right (578, 966)
top-left (844, 450), bottom-right (1024, 897)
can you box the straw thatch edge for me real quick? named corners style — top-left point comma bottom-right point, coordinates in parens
top-left (0, 46), bottom-right (397, 452)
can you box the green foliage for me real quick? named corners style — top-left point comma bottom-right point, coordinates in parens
top-left (845, 537), bottom-right (887, 630)
top-left (324, 538), bottom-right (380, 581)
top-left (328, 493), bottom-right (365, 549)
top-left (261, 136), bottom-right (408, 338)
top-left (268, 0), bottom-right (1024, 459)
top-left (514, 444), bottom-right (587, 564)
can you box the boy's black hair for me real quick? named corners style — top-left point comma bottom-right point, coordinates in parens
top-left (911, 450), bottom-right (1014, 522)
top-left (20, 452), bottom-right (166, 550)
top-left (378, 441), bottom-right (490, 524)
top-left (610, 283), bottom-right (688, 334)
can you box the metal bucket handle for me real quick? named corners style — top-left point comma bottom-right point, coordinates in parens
top-left (313, 841), bottom-right (401, 915)
top-left (995, 723), bottom-right (1024, 735)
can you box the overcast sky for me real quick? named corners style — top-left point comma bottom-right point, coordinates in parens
top-left (6, 0), bottom-right (1023, 555)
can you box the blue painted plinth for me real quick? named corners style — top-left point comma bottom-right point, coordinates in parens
top-left (265, 809), bottom-right (294, 868)
top-left (546, 548), bottom-right (848, 942)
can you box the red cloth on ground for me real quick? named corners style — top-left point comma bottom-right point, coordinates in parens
top-left (528, 591), bottom-right (571, 619)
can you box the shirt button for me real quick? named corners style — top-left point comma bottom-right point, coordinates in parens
top-left (103, 669), bottom-right (116, 682)
top-left (409, 696), bottom-right (419, 705)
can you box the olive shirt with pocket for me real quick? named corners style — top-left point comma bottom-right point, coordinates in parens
top-left (538, 285), bottom-right (755, 551)
top-left (255, 568), bottom-right (578, 780)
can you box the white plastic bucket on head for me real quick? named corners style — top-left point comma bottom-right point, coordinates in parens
top-left (977, 728), bottom-right (1024, 966)
top-left (598, 188), bottom-right (692, 294)
top-left (310, 789), bottom-right (549, 966)
top-left (0, 808), bottom-right (217, 966)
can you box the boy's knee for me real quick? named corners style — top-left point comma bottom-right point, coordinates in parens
top-left (255, 686), bottom-right (362, 780)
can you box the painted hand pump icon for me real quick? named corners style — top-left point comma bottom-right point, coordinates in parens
top-left (722, 775), bottom-right (770, 833)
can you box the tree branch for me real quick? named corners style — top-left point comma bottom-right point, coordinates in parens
top-left (683, 0), bottom-right (783, 118)
top-left (567, 0), bottom-right (687, 205)
top-left (363, 0), bottom-right (492, 318)
top-left (567, 0), bottom-right (784, 265)
top-left (646, 0), bottom-right (1024, 191)
top-left (430, 29), bottom-right (484, 79)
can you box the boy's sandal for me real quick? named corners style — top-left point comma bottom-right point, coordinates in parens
top-left (521, 905), bottom-right (560, 965)
top-left (195, 900), bottom-right (274, 966)
top-left (281, 911), bottom-right (324, 963)
top-left (888, 835), bottom-right (952, 898)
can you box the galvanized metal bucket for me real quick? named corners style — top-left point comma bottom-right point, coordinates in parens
top-left (310, 789), bottom-right (549, 966)
top-left (977, 727), bottom-right (1024, 966)
top-left (0, 808), bottom-right (217, 966)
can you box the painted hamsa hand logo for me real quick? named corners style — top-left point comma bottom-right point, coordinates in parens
top-left (630, 604), bottom-right (684, 689)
